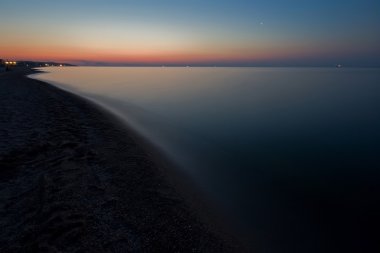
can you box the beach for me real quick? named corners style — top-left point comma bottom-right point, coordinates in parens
top-left (0, 69), bottom-right (238, 252)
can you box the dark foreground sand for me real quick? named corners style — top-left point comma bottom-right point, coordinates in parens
top-left (0, 69), bottom-right (239, 252)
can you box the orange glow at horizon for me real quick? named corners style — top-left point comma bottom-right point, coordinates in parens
top-left (1, 15), bottom-right (372, 66)
top-left (1, 39), bottom-right (332, 65)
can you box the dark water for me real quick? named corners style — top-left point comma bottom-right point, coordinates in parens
top-left (32, 67), bottom-right (380, 252)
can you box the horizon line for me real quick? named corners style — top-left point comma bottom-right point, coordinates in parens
top-left (6, 60), bottom-right (380, 68)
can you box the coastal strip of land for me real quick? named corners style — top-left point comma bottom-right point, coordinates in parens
top-left (0, 69), bottom-right (239, 252)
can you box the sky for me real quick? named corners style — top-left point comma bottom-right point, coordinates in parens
top-left (0, 0), bottom-right (379, 66)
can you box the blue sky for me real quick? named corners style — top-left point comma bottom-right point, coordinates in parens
top-left (1, 0), bottom-right (379, 66)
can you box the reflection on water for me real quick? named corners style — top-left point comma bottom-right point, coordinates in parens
top-left (31, 67), bottom-right (380, 252)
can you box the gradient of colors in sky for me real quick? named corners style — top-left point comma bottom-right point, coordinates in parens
top-left (1, 0), bottom-right (379, 66)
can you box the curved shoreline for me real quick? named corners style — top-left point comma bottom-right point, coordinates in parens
top-left (0, 68), bottom-right (241, 252)
top-left (30, 69), bottom-right (244, 245)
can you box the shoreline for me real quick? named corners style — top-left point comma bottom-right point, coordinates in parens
top-left (28, 69), bottom-right (234, 232)
top-left (30, 68), bottom-right (245, 246)
top-left (0, 68), bottom-right (241, 252)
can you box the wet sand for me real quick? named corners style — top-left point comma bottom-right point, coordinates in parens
top-left (0, 69), bottom-right (239, 252)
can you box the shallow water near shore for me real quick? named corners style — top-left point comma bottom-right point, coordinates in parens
top-left (31, 67), bottom-right (380, 252)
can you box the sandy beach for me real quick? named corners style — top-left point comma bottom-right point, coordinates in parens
top-left (0, 69), bottom-right (239, 252)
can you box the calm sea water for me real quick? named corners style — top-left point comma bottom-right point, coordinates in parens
top-left (31, 67), bottom-right (380, 252)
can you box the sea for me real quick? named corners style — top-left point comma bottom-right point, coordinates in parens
top-left (31, 67), bottom-right (380, 252)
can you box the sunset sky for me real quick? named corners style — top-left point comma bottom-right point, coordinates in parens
top-left (1, 0), bottom-right (379, 66)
